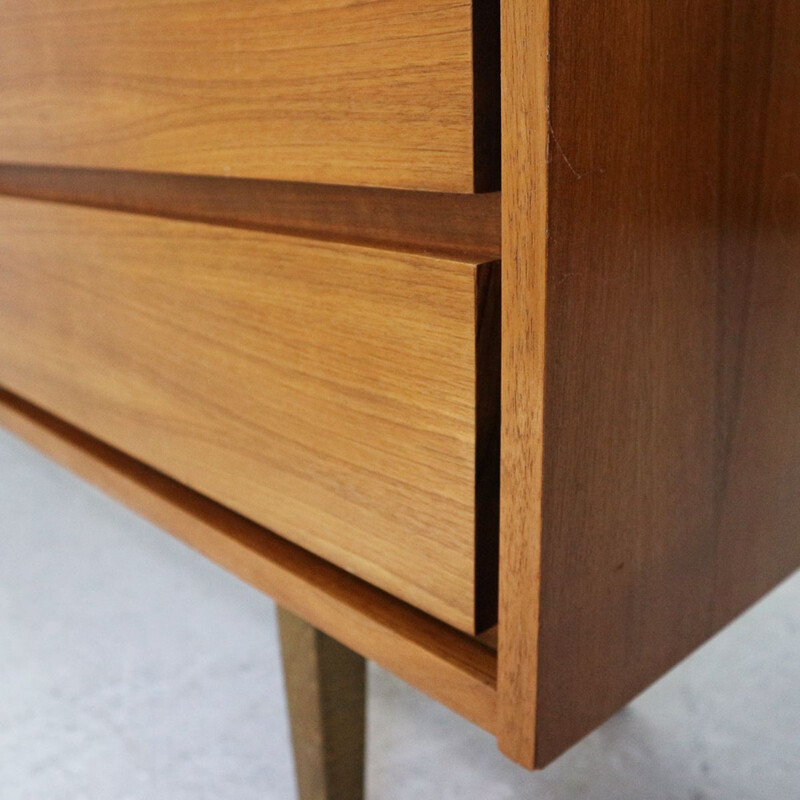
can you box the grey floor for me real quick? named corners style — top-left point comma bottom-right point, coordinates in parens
top-left (0, 427), bottom-right (798, 800)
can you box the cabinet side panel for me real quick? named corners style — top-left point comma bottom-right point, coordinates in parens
top-left (535, 0), bottom-right (800, 765)
top-left (710, 0), bottom-right (800, 627)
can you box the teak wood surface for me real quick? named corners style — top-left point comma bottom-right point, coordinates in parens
top-left (0, 0), bottom-right (499, 193)
top-left (0, 196), bottom-right (499, 634)
top-left (499, 0), bottom-right (800, 767)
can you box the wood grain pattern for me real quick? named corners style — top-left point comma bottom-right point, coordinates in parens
top-left (496, 0), bottom-right (548, 768)
top-left (709, 0), bottom-right (800, 631)
top-left (0, 165), bottom-right (502, 261)
top-left (0, 387), bottom-right (498, 731)
top-left (499, 0), bottom-right (800, 767)
top-left (0, 0), bottom-right (499, 192)
top-left (0, 196), bottom-right (500, 633)
top-left (278, 607), bottom-right (366, 800)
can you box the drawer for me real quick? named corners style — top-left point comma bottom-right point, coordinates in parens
top-left (0, 0), bottom-right (499, 193)
top-left (0, 196), bottom-right (499, 633)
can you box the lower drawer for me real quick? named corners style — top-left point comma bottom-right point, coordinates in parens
top-left (0, 196), bottom-right (499, 633)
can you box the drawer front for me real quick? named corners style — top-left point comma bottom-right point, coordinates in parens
top-left (0, 0), bottom-right (498, 193)
top-left (0, 197), bottom-right (498, 633)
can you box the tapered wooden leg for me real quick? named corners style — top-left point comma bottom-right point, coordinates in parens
top-left (277, 607), bottom-right (366, 800)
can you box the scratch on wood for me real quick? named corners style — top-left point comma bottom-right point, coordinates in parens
top-left (548, 120), bottom-right (605, 181)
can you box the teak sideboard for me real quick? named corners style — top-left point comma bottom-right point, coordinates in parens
top-left (0, 0), bottom-right (798, 792)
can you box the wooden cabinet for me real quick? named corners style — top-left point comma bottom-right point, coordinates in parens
top-left (0, 0), bottom-right (798, 780)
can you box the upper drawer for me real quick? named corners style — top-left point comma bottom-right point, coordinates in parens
top-left (0, 196), bottom-right (499, 634)
top-left (0, 0), bottom-right (499, 193)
